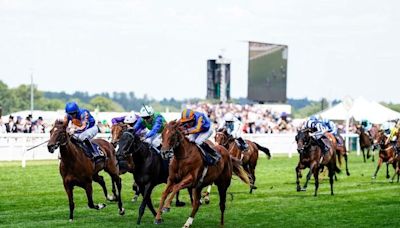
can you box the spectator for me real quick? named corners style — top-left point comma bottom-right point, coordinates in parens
top-left (5, 115), bottom-right (17, 133)
top-left (15, 116), bottom-right (25, 133)
top-left (0, 116), bottom-right (6, 133)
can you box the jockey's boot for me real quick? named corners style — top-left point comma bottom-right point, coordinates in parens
top-left (236, 137), bottom-right (249, 152)
top-left (84, 139), bottom-right (103, 162)
top-left (200, 143), bottom-right (221, 163)
top-left (317, 138), bottom-right (329, 155)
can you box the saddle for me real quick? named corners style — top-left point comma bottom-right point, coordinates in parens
top-left (71, 137), bottom-right (105, 163)
top-left (196, 143), bottom-right (221, 166)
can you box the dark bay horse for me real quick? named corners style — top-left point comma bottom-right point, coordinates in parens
top-left (47, 120), bottom-right (124, 221)
top-left (295, 129), bottom-right (341, 196)
top-left (356, 126), bottom-right (375, 162)
top-left (155, 121), bottom-right (250, 227)
top-left (372, 130), bottom-right (397, 180)
top-left (215, 129), bottom-right (271, 193)
top-left (111, 123), bottom-right (140, 202)
top-left (117, 129), bottom-right (171, 225)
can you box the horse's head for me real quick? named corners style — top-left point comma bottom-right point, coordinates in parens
top-left (116, 128), bottom-right (138, 159)
top-left (376, 130), bottom-right (388, 148)
top-left (111, 123), bottom-right (128, 148)
top-left (215, 129), bottom-right (229, 146)
top-left (47, 120), bottom-right (68, 153)
top-left (295, 129), bottom-right (312, 154)
top-left (160, 120), bottom-right (182, 160)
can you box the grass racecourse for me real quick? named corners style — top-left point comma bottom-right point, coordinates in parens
top-left (1, 152), bottom-right (400, 227)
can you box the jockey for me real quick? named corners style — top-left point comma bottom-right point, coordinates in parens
top-left (360, 119), bottom-right (373, 140)
top-left (64, 101), bottom-right (103, 161)
top-left (218, 113), bottom-right (248, 151)
top-left (320, 118), bottom-right (343, 146)
top-left (111, 112), bottom-right (138, 127)
top-left (304, 117), bottom-right (330, 154)
top-left (382, 120), bottom-right (400, 156)
top-left (179, 108), bottom-right (220, 164)
top-left (132, 105), bottom-right (166, 150)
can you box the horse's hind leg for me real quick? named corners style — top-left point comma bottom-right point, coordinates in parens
top-left (84, 182), bottom-right (106, 210)
top-left (132, 179), bottom-right (140, 202)
top-left (328, 164), bottom-right (335, 195)
top-left (386, 163), bottom-right (390, 179)
top-left (312, 164), bottom-right (319, 197)
top-left (249, 165), bottom-right (257, 194)
top-left (155, 180), bottom-right (174, 223)
top-left (63, 181), bottom-right (75, 221)
top-left (295, 165), bottom-right (302, 192)
top-left (175, 190), bottom-right (186, 207)
top-left (217, 184), bottom-right (228, 226)
top-left (137, 184), bottom-right (154, 225)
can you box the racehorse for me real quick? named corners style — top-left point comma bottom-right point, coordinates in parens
top-left (155, 121), bottom-right (250, 227)
top-left (111, 123), bottom-right (139, 202)
top-left (117, 129), bottom-right (175, 225)
top-left (214, 128), bottom-right (271, 193)
top-left (47, 120), bottom-right (124, 221)
top-left (295, 129), bottom-right (341, 196)
top-left (356, 126), bottom-right (375, 162)
top-left (334, 134), bottom-right (351, 176)
top-left (372, 130), bottom-right (397, 180)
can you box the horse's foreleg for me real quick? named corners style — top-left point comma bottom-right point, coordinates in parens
top-left (175, 190), bottom-right (186, 207)
top-left (217, 184), bottom-right (228, 226)
top-left (386, 162), bottom-right (390, 179)
top-left (303, 170), bottom-right (312, 190)
top-left (183, 188), bottom-right (202, 228)
top-left (63, 181), bottom-right (75, 221)
top-left (84, 182), bottom-right (106, 210)
top-left (312, 164), bottom-right (319, 197)
top-left (111, 174), bottom-right (124, 215)
top-left (163, 175), bottom-right (193, 212)
top-left (92, 174), bottom-right (109, 200)
top-left (155, 179), bottom-right (174, 223)
top-left (249, 165), bottom-right (257, 194)
top-left (362, 149), bottom-right (366, 163)
top-left (132, 178), bottom-right (140, 202)
top-left (344, 153), bottom-right (350, 176)
top-left (372, 158), bottom-right (383, 179)
top-left (137, 184), bottom-right (154, 225)
top-left (295, 165), bottom-right (302, 192)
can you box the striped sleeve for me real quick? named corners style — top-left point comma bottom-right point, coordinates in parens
top-left (187, 116), bottom-right (203, 134)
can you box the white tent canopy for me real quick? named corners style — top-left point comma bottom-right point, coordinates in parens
top-left (317, 97), bottom-right (400, 124)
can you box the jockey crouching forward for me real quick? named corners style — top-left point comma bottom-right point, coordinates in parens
top-left (219, 113), bottom-right (249, 153)
top-left (304, 117), bottom-right (330, 157)
top-left (179, 109), bottom-right (221, 165)
top-left (132, 105), bottom-right (165, 152)
top-left (321, 118), bottom-right (343, 146)
top-left (382, 121), bottom-right (400, 156)
top-left (112, 112), bottom-right (139, 127)
top-left (64, 101), bottom-right (104, 161)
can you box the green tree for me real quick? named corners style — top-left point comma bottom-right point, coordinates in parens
top-left (89, 96), bottom-right (124, 112)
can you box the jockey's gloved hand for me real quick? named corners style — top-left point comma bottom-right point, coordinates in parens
top-left (68, 128), bottom-right (76, 135)
top-left (144, 138), bottom-right (152, 144)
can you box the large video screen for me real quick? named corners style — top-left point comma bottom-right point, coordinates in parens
top-left (248, 42), bottom-right (288, 103)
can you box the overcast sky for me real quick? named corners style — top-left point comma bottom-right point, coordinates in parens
top-left (0, 0), bottom-right (399, 102)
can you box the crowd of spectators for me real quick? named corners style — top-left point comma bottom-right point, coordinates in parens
top-left (0, 115), bottom-right (47, 134)
top-left (185, 102), bottom-right (296, 133)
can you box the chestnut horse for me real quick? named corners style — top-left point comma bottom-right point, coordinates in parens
top-left (155, 121), bottom-right (250, 227)
top-left (47, 120), bottom-right (124, 221)
top-left (214, 129), bottom-right (271, 193)
top-left (295, 129), bottom-right (341, 196)
top-left (372, 130), bottom-right (397, 180)
top-left (111, 123), bottom-right (140, 202)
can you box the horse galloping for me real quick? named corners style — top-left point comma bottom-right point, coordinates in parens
top-left (356, 126), bottom-right (375, 162)
top-left (155, 121), bottom-right (250, 227)
top-left (372, 130), bottom-right (397, 180)
top-left (215, 128), bottom-right (271, 193)
top-left (295, 129), bottom-right (341, 196)
top-left (47, 120), bottom-right (124, 221)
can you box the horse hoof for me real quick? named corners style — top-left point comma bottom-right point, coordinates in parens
top-left (131, 195), bottom-right (138, 202)
top-left (176, 201), bottom-right (186, 207)
top-left (69, 219), bottom-right (73, 223)
top-left (98, 203), bottom-right (106, 210)
top-left (119, 208), bottom-right (125, 215)
top-left (252, 185), bottom-right (258, 190)
top-left (346, 172), bottom-right (351, 176)
top-left (204, 196), bottom-right (210, 205)
top-left (300, 188), bottom-right (307, 192)
top-left (162, 207), bottom-right (170, 213)
top-left (107, 194), bottom-right (116, 201)
top-left (154, 219), bottom-right (163, 224)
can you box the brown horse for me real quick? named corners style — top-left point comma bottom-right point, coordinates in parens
top-left (356, 126), bottom-right (375, 162)
top-left (334, 134), bottom-right (350, 176)
top-left (155, 121), bottom-right (250, 227)
top-left (110, 123), bottom-right (140, 201)
top-left (372, 130), bottom-right (397, 180)
top-left (47, 120), bottom-right (124, 221)
top-left (214, 129), bottom-right (271, 193)
top-left (295, 129), bottom-right (341, 196)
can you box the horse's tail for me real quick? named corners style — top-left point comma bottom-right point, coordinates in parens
top-left (254, 142), bottom-right (271, 159)
top-left (336, 150), bottom-right (343, 167)
top-left (230, 156), bottom-right (250, 185)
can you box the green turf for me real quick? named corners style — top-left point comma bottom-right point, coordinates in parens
top-left (0, 153), bottom-right (399, 227)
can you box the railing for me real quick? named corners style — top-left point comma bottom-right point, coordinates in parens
top-left (0, 133), bottom-right (360, 167)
